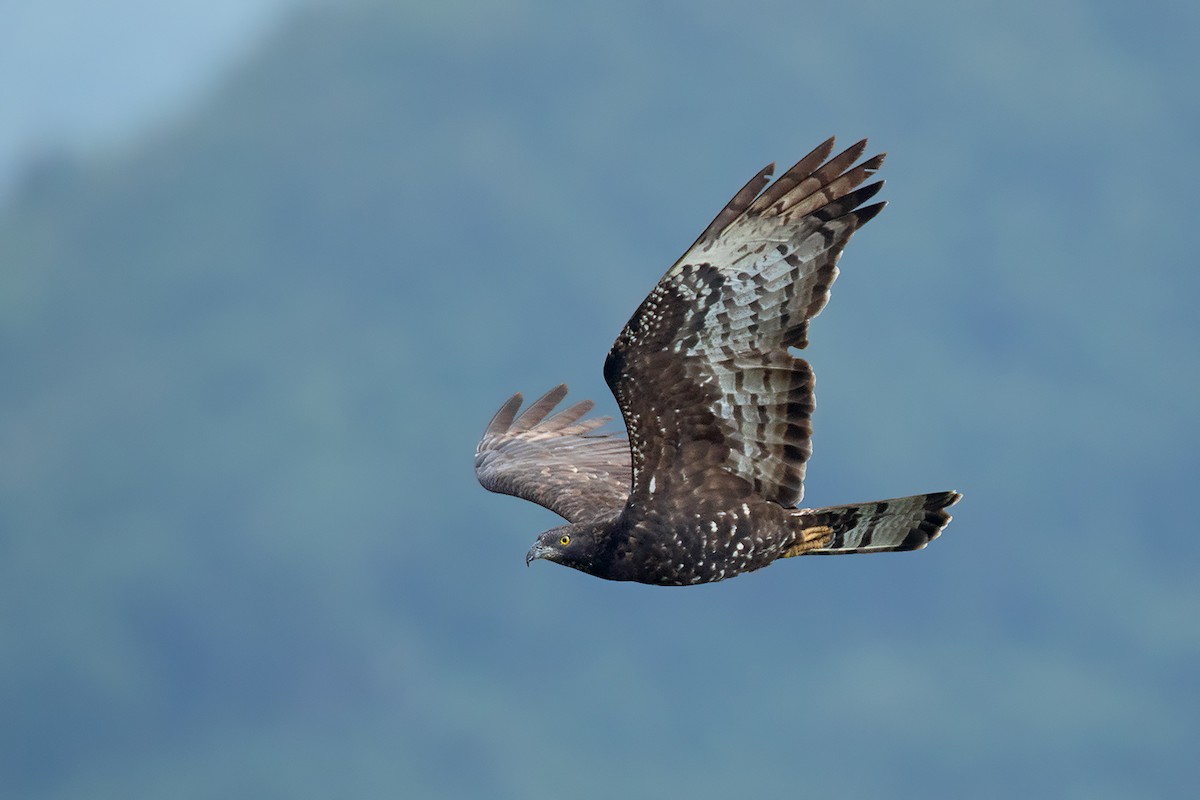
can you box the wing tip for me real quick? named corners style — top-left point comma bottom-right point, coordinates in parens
top-left (483, 391), bottom-right (524, 437)
top-left (932, 489), bottom-right (963, 509)
top-left (854, 200), bottom-right (887, 226)
top-left (509, 384), bottom-right (570, 432)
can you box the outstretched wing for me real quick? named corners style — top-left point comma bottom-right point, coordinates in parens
top-left (604, 137), bottom-right (885, 510)
top-left (475, 385), bottom-right (632, 524)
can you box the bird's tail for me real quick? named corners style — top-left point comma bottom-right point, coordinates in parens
top-left (778, 490), bottom-right (961, 558)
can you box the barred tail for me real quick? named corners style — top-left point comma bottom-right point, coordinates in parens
top-left (781, 491), bottom-right (961, 557)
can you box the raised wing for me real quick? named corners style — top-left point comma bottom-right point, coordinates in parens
top-left (604, 137), bottom-right (885, 510)
top-left (475, 385), bottom-right (632, 524)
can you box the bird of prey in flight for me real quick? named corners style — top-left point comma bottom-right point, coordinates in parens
top-left (476, 137), bottom-right (960, 585)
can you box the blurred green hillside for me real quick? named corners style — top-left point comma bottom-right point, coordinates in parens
top-left (1, 1), bottom-right (1197, 797)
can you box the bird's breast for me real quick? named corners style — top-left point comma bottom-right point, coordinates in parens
top-left (611, 507), bottom-right (787, 585)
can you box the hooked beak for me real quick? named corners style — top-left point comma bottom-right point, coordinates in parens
top-left (525, 542), bottom-right (553, 567)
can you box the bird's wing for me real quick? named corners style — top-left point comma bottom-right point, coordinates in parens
top-left (604, 137), bottom-right (885, 510)
top-left (475, 385), bottom-right (632, 524)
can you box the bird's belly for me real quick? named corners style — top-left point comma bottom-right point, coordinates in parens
top-left (617, 516), bottom-right (784, 586)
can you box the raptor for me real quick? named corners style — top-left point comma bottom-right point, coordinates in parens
top-left (475, 138), bottom-right (960, 585)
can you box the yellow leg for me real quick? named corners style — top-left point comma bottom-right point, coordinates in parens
top-left (779, 525), bottom-right (834, 559)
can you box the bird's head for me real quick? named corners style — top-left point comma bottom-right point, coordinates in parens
top-left (526, 523), bottom-right (604, 573)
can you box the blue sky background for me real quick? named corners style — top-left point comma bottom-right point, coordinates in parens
top-left (0, 0), bottom-right (299, 198)
top-left (2, 1), bottom-right (1198, 797)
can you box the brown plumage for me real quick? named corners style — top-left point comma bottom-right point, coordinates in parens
top-left (475, 138), bottom-right (961, 585)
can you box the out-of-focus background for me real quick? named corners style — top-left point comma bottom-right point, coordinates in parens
top-left (3, 0), bottom-right (1197, 797)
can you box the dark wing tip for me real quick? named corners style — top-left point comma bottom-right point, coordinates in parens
top-left (483, 392), bottom-right (524, 438)
top-left (836, 138), bottom-right (869, 166)
top-left (690, 162), bottom-right (777, 250)
top-left (938, 490), bottom-right (964, 509)
top-left (860, 152), bottom-right (886, 172)
top-left (509, 384), bottom-right (569, 433)
top-left (802, 137), bottom-right (839, 175)
top-left (541, 398), bottom-right (596, 432)
top-left (853, 200), bottom-right (887, 227)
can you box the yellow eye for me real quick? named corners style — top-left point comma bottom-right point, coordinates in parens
top-left (559, 535), bottom-right (571, 546)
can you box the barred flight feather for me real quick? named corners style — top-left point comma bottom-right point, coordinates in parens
top-left (789, 491), bottom-right (963, 556)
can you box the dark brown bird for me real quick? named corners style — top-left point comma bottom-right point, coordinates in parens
top-left (475, 138), bottom-right (961, 585)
